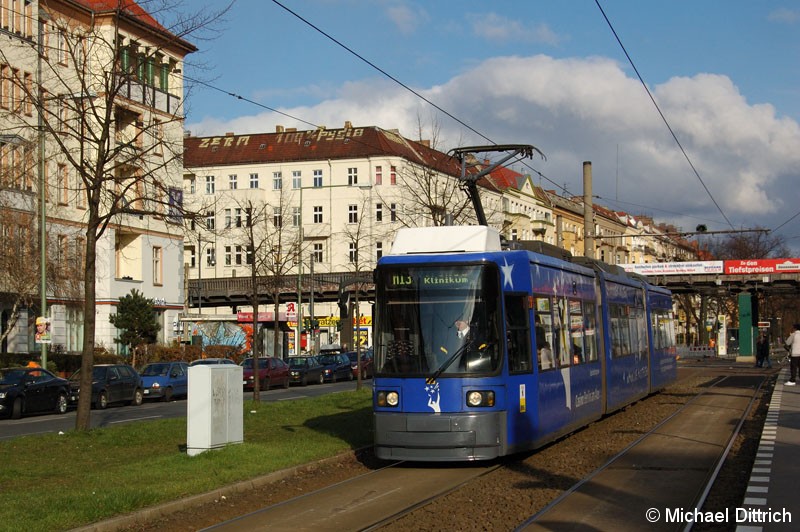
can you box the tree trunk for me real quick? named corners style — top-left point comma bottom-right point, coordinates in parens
top-left (75, 225), bottom-right (99, 430)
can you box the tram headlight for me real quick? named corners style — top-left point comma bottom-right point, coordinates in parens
top-left (377, 390), bottom-right (399, 407)
top-left (466, 390), bottom-right (495, 407)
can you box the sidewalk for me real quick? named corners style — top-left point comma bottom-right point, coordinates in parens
top-left (738, 365), bottom-right (800, 531)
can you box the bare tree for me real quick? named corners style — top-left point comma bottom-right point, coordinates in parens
top-left (340, 191), bottom-right (377, 390)
top-left (0, 192), bottom-right (82, 348)
top-left (227, 189), bottom-right (302, 400)
top-left (704, 229), bottom-right (798, 342)
top-left (374, 116), bottom-right (473, 228)
top-left (705, 228), bottom-right (790, 260)
top-left (0, 0), bottom-right (230, 430)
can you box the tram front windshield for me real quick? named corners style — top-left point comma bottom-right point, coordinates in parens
top-left (375, 264), bottom-right (501, 377)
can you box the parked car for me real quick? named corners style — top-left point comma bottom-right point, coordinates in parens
top-left (241, 357), bottom-right (290, 390)
top-left (346, 350), bottom-right (374, 379)
top-left (288, 356), bottom-right (325, 386)
top-left (140, 361), bottom-right (189, 402)
top-left (0, 367), bottom-right (71, 419)
top-left (315, 353), bottom-right (354, 383)
top-left (189, 358), bottom-right (237, 366)
top-left (69, 364), bottom-right (144, 409)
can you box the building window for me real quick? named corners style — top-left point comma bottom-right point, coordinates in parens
top-left (185, 245), bottom-right (196, 268)
top-left (23, 71), bottom-right (32, 116)
top-left (376, 242), bottom-right (383, 260)
top-left (224, 208), bottom-right (232, 228)
top-left (313, 206), bottom-right (323, 224)
top-left (375, 203), bottom-right (383, 222)
top-left (152, 246), bottom-right (162, 285)
top-left (313, 169), bottom-right (323, 187)
top-left (348, 204), bottom-right (358, 224)
top-left (390, 203), bottom-right (397, 222)
top-left (235, 208), bottom-right (242, 228)
top-left (511, 229), bottom-right (517, 240)
top-left (390, 166), bottom-right (397, 185)
top-left (152, 118), bottom-right (163, 155)
top-left (349, 243), bottom-right (357, 263)
top-left (235, 246), bottom-right (243, 266)
top-left (347, 167), bottom-right (358, 186)
top-left (205, 210), bottom-right (215, 230)
top-left (249, 173), bottom-right (259, 188)
top-left (272, 171), bottom-right (282, 190)
top-left (292, 206), bottom-right (301, 227)
top-left (206, 247), bottom-right (216, 267)
top-left (292, 170), bottom-right (301, 189)
top-left (57, 164), bottom-right (68, 205)
top-left (187, 177), bottom-right (196, 194)
top-left (312, 243), bottom-right (323, 263)
top-left (205, 175), bottom-right (215, 194)
top-left (224, 245), bottom-right (232, 266)
top-left (375, 165), bottom-right (382, 185)
top-left (229, 174), bottom-right (237, 189)
top-left (273, 206), bottom-right (282, 227)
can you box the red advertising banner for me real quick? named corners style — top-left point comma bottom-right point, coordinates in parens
top-left (237, 311), bottom-right (275, 322)
top-left (724, 259), bottom-right (800, 275)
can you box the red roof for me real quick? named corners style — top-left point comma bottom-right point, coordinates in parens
top-left (72, 0), bottom-right (166, 31)
top-left (184, 126), bottom-right (465, 179)
top-left (484, 165), bottom-right (523, 191)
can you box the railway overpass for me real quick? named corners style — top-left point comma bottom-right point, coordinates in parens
top-left (186, 259), bottom-right (800, 357)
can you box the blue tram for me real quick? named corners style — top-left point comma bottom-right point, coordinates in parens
top-left (372, 225), bottom-right (677, 461)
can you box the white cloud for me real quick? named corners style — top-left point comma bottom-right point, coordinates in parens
top-left (768, 8), bottom-right (800, 24)
top-left (187, 54), bottom-right (800, 241)
top-left (467, 12), bottom-right (561, 46)
top-left (386, 4), bottom-right (428, 35)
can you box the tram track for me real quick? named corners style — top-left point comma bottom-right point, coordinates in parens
top-left (515, 374), bottom-right (765, 531)
top-left (203, 460), bottom-right (502, 531)
top-left (114, 364), bottom-right (772, 532)
top-left (206, 367), bottom-right (769, 532)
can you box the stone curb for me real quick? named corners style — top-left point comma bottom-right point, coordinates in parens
top-left (70, 450), bottom-right (360, 532)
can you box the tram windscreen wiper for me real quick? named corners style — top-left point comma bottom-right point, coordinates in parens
top-left (426, 341), bottom-right (488, 384)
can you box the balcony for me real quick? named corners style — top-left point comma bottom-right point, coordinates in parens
top-left (118, 79), bottom-right (182, 115)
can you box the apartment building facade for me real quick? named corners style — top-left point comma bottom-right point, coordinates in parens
top-left (182, 124), bottom-right (510, 348)
top-left (0, 0), bottom-right (194, 354)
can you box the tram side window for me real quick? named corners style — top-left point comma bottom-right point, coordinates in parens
top-left (583, 301), bottom-right (599, 362)
top-left (635, 305), bottom-right (648, 356)
top-left (534, 296), bottom-right (555, 371)
top-left (554, 297), bottom-right (571, 367)
top-left (623, 303), bottom-right (647, 357)
top-left (610, 304), bottom-right (633, 358)
top-left (651, 309), bottom-right (676, 350)
top-left (568, 299), bottom-right (584, 365)
top-left (505, 294), bottom-right (532, 373)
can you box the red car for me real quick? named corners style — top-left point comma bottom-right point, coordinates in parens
top-left (346, 350), bottom-right (374, 379)
top-left (241, 357), bottom-right (290, 390)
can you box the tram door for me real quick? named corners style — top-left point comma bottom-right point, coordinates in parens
top-left (504, 294), bottom-right (536, 447)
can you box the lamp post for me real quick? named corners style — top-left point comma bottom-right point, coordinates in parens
top-left (37, 10), bottom-right (48, 369)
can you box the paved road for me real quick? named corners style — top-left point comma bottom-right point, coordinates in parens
top-left (0, 379), bottom-right (367, 440)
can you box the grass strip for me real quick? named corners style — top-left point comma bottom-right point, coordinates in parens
top-left (0, 388), bottom-right (372, 532)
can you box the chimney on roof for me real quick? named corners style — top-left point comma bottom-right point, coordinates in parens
top-left (276, 125), bottom-right (284, 133)
top-left (419, 139), bottom-right (430, 148)
top-left (183, 130), bottom-right (191, 138)
top-left (286, 128), bottom-right (297, 132)
top-left (225, 132), bottom-right (234, 137)
top-left (344, 121), bottom-right (352, 129)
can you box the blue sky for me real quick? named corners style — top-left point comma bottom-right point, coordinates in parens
top-left (180, 0), bottom-right (800, 253)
